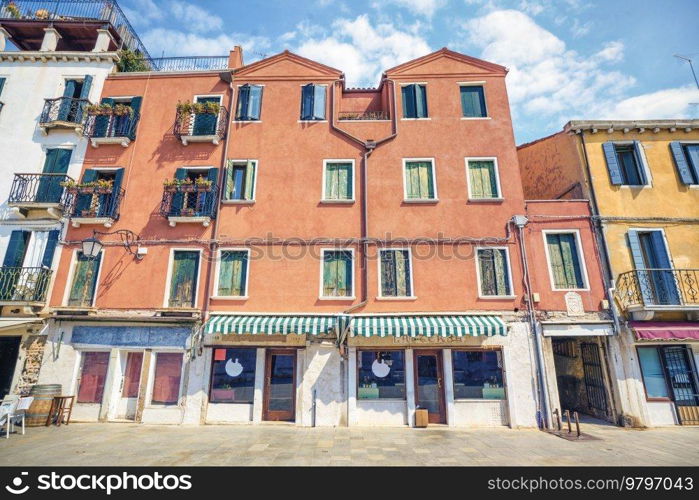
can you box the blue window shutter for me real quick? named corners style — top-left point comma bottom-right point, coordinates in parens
top-left (170, 168), bottom-right (188, 214)
top-left (248, 85), bottom-right (262, 120)
top-left (0, 77), bottom-right (5, 96)
top-left (128, 96), bottom-right (142, 140)
top-left (79, 75), bottom-right (93, 100)
top-left (300, 84), bottom-right (314, 120)
top-left (236, 85), bottom-right (250, 119)
top-left (602, 142), bottom-right (623, 185)
top-left (41, 230), bottom-right (60, 268)
top-left (3, 231), bottom-right (29, 267)
top-left (648, 231), bottom-right (680, 305)
top-left (632, 141), bottom-right (648, 184)
top-left (669, 142), bottom-right (694, 184)
top-left (93, 97), bottom-right (115, 137)
top-left (415, 84), bottom-right (428, 118)
top-left (313, 85), bottom-right (326, 119)
top-left (627, 230), bottom-right (653, 304)
top-left (62, 79), bottom-right (77, 98)
top-left (402, 85), bottom-right (416, 118)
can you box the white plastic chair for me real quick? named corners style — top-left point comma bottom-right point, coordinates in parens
top-left (10, 397), bottom-right (34, 436)
top-left (0, 399), bottom-right (19, 439)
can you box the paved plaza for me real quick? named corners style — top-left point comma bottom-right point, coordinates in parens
top-left (1, 421), bottom-right (697, 466)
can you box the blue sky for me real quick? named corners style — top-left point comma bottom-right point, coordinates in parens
top-left (120, 0), bottom-right (699, 143)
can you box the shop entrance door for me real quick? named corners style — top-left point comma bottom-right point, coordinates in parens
top-left (263, 350), bottom-right (296, 422)
top-left (0, 337), bottom-right (21, 399)
top-left (414, 350), bottom-right (446, 424)
top-left (580, 343), bottom-right (609, 415)
top-left (116, 352), bottom-right (143, 420)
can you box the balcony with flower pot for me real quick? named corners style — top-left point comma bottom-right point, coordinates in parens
top-left (615, 269), bottom-right (699, 320)
top-left (159, 177), bottom-right (218, 227)
top-left (83, 102), bottom-right (140, 147)
top-left (66, 179), bottom-right (124, 228)
top-left (173, 100), bottom-right (228, 146)
top-left (8, 172), bottom-right (74, 219)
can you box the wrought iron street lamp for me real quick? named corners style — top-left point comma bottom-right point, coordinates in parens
top-left (81, 229), bottom-right (143, 260)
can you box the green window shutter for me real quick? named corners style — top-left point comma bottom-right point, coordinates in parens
top-left (79, 75), bottom-right (92, 100)
top-left (244, 161), bottom-right (256, 200)
top-left (236, 85), bottom-right (250, 120)
top-left (323, 251), bottom-right (352, 296)
top-left (402, 85), bottom-right (416, 118)
top-left (92, 97), bottom-right (115, 137)
top-left (323, 253), bottom-right (338, 296)
top-left (74, 169), bottom-right (98, 214)
top-left (460, 86), bottom-right (486, 117)
top-left (478, 249), bottom-right (509, 296)
top-left (3, 231), bottom-right (30, 268)
top-left (38, 148), bottom-right (72, 203)
top-left (324, 163), bottom-right (352, 200)
top-left (405, 161), bottom-right (434, 199)
top-left (547, 234), bottom-right (584, 289)
top-left (469, 160), bottom-right (497, 198)
top-left (493, 249), bottom-right (510, 295)
top-left (128, 96), bottom-right (142, 140)
top-left (300, 84), bottom-right (314, 120)
top-left (168, 251), bottom-right (199, 307)
top-left (395, 250), bottom-right (411, 296)
top-left (218, 251), bottom-right (247, 296)
top-left (68, 252), bottom-right (101, 307)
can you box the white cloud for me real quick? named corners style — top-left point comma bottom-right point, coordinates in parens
top-left (169, 1), bottom-right (223, 33)
top-left (595, 41), bottom-right (624, 63)
top-left (121, 0), bottom-right (162, 28)
top-left (141, 28), bottom-right (270, 58)
top-left (296, 15), bottom-right (432, 86)
top-left (595, 86), bottom-right (698, 120)
top-left (380, 0), bottom-right (446, 17)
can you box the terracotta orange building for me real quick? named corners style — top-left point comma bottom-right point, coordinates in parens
top-left (34, 47), bottom-right (611, 428)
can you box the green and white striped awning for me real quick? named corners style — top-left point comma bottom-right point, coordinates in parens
top-left (204, 315), bottom-right (337, 336)
top-left (351, 315), bottom-right (507, 337)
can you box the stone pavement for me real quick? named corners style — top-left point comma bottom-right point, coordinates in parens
top-left (0, 421), bottom-right (697, 466)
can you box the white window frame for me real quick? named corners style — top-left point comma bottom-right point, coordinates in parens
top-left (298, 83), bottom-right (329, 123)
top-left (321, 159), bottom-right (355, 203)
top-left (465, 157), bottom-right (503, 201)
top-left (402, 157), bottom-right (438, 202)
top-left (457, 81), bottom-right (490, 120)
top-left (58, 75), bottom-right (93, 100)
top-left (611, 141), bottom-right (653, 188)
top-left (212, 248), bottom-right (251, 300)
top-left (475, 246), bottom-right (516, 299)
top-left (232, 84), bottom-right (265, 123)
top-left (628, 227), bottom-right (676, 271)
top-left (162, 248), bottom-right (203, 308)
top-left (377, 247), bottom-right (416, 300)
top-left (399, 82), bottom-right (430, 121)
top-left (188, 94), bottom-right (224, 135)
top-left (222, 159), bottom-right (258, 204)
top-left (542, 229), bottom-right (590, 291)
top-left (145, 350), bottom-right (186, 408)
top-left (62, 249), bottom-right (104, 307)
top-left (319, 248), bottom-right (356, 300)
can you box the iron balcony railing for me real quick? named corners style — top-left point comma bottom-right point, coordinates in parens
top-left (68, 186), bottom-right (124, 220)
top-left (338, 110), bottom-right (390, 121)
top-left (160, 184), bottom-right (218, 219)
top-left (0, 267), bottom-right (52, 303)
top-left (40, 97), bottom-right (90, 125)
top-left (84, 111), bottom-right (140, 140)
top-left (148, 56), bottom-right (229, 72)
top-left (8, 173), bottom-right (73, 207)
top-left (0, 0), bottom-right (150, 58)
top-left (615, 269), bottom-right (699, 310)
top-left (173, 106), bottom-right (229, 141)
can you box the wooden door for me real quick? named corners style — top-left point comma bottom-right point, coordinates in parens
top-left (263, 350), bottom-right (296, 422)
top-left (414, 350), bottom-right (446, 424)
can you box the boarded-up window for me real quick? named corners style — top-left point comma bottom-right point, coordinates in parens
top-left (151, 353), bottom-right (183, 405)
top-left (77, 351), bottom-right (110, 404)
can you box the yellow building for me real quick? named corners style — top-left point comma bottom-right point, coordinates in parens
top-left (518, 119), bottom-right (699, 427)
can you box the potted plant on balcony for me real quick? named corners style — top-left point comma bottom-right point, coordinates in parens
top-left (113, 104), bottom-right (134, 117)
top-left (5, 2), bottom-right (21, 19)
top-left (35, 8), bottom-right (49, 19)
top-left (163, 179), bottom-right (179, 193)
top-left (202, 101), bottom-right (221, 115)
top-left (179, 178), bottom-right (195, 193)
top-left (95, 179), bottom-right (114, 194)
top-left (176, 101), bottom-right (193, 115)
top-left (78, 181), bottom-right (97, 194)
top-left (60, 179), bottom-right (79, 195)
top-left (86, 103), bottom-right (113, 115)
top-left (195, 176), bottom-right (213, 192)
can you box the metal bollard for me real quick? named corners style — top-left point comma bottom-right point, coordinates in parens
top-left (564, 410), bottom-right (572, 433)
top-left (573, 411), bottom-right (581, 437)
top-left (553, 409), bottom-right (562, 431)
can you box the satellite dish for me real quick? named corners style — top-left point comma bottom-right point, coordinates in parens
top-left (225, 358), bottom-right (243, 377)
top-left (371, 359), bottom-right (390, 378)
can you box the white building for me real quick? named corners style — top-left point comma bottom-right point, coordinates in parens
top-left (0, 0), bottom-right (148, 399)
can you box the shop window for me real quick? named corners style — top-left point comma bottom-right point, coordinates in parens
top-left (637, 346), bottom-right (699, 405)
top-left (452, 350), bottom-right (505, 400)
top-left (151, 353), bottom-right (183, 405)
top-left (210, 348), bottom-right (256, 403)
top-left (77, 351), bottom-right (110, 403)
top-left (357, 350), bottom-right (406, 400)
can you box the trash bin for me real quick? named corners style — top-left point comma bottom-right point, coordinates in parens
top-left (415, 407), bottom-right (428, 428)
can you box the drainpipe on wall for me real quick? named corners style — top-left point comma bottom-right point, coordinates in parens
top-left (512, 214), bottom-right (551, 429)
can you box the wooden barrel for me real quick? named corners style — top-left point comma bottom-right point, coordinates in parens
top-left (25, 384), bottom-right (62, 427)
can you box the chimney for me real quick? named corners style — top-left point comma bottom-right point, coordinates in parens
top-left (228, 45), bottom-right (244, 69)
